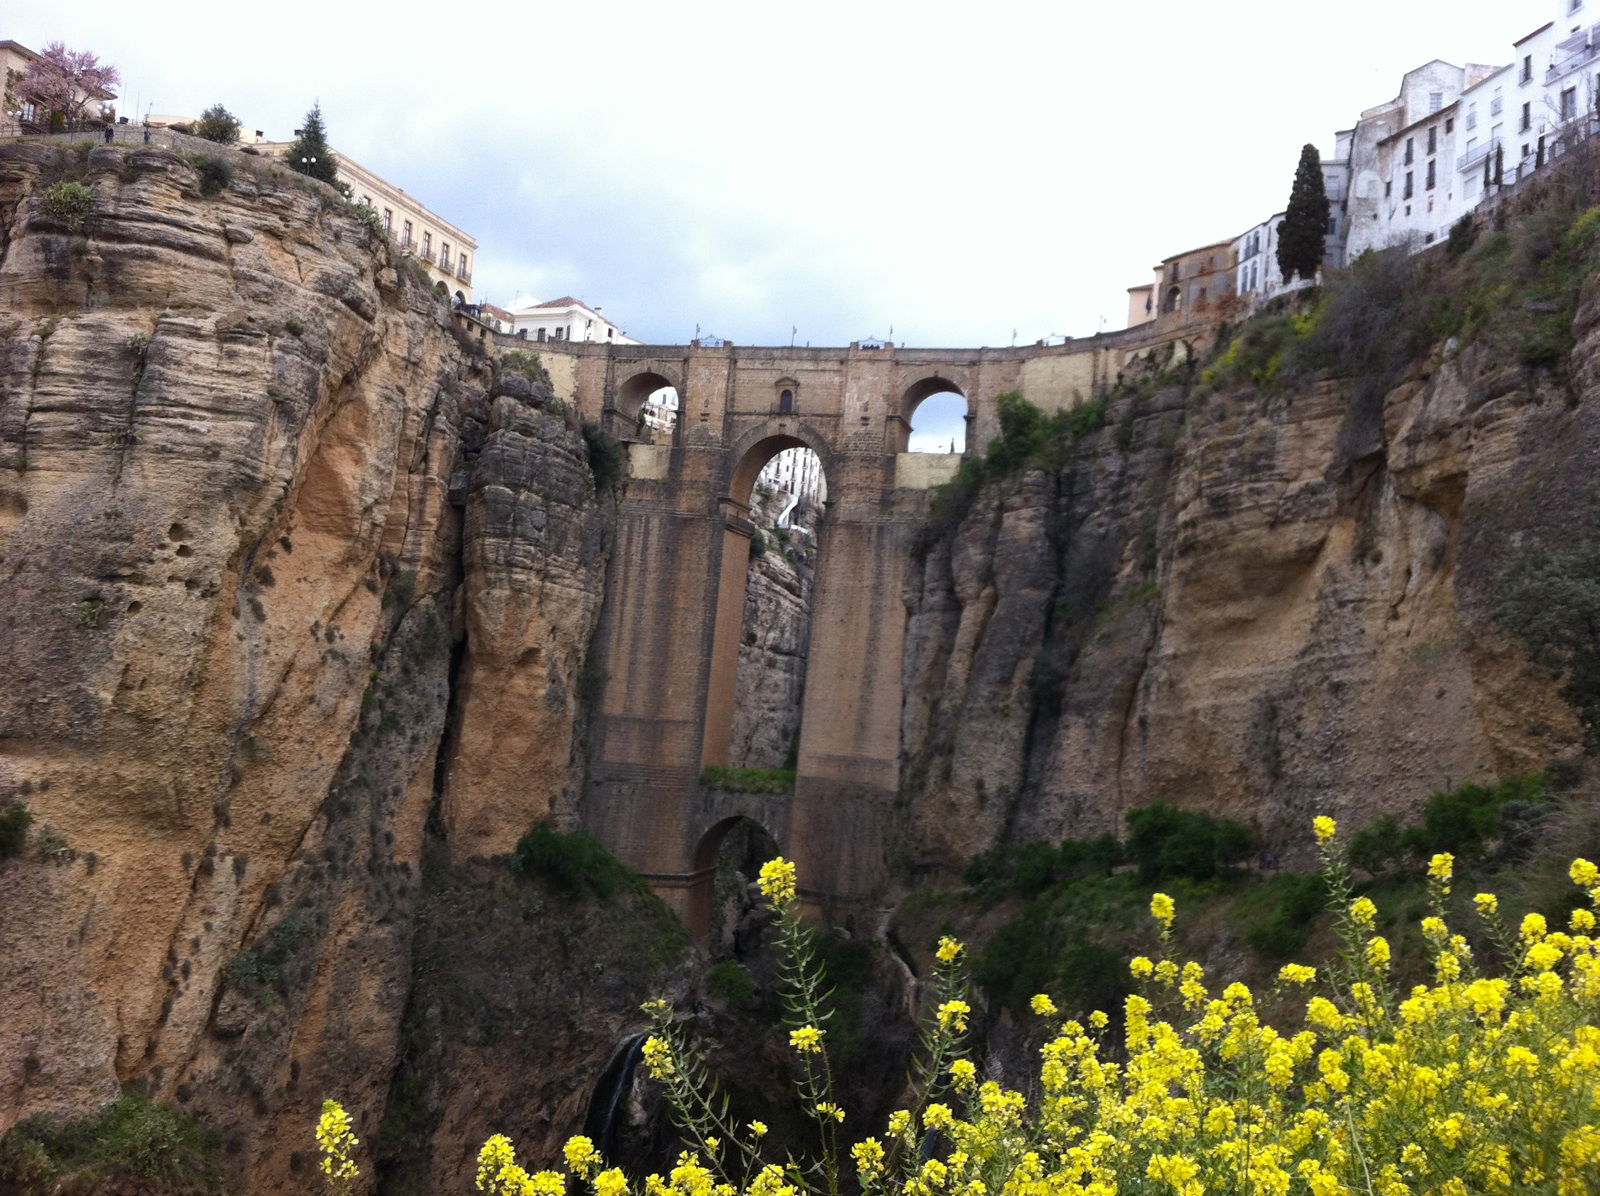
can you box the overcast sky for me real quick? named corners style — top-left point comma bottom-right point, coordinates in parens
top-left (15, 0), bottom-right (1537, 348)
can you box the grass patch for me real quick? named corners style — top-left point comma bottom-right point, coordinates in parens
top-left (700, 765), bottom-right (795, 794)
top-left (0, 1093), bottom-right (221, 1194)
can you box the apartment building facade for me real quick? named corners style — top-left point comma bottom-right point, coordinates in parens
top-left (507, 296), bottom-right (638, 344)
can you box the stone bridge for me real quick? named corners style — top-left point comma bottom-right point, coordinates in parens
top-left (498, 329), bottom-right (1192, 932)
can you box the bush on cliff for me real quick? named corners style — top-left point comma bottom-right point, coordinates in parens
top-left (0, 1093), bottom-right (220, 1194)
top-left (512, 820), bottom-right (640, 899)
top-left (583, 420), bottom-right (625, 492)
top-left (0, 800), bottom-right (32, 858)
top-left (1125, 800), bottom-right (1255, 882)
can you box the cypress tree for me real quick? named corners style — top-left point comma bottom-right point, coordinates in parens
top-left (287, 103), bottom-right (338, 186)
top-left (1277, 143), bottom-right (1330, 284)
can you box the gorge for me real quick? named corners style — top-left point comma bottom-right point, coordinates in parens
top-left (2, 136), bottom-right (1599, 1193)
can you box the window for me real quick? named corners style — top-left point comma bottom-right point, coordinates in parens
top-left (458, 254), bottom-right (468, 279)
top-left (1426, 160), bottom-right (1436, 190)
top-left (401, 220), bottom-right (412, 247)
top-left (1404, 171), bottom-right (1414, 199)
top-left (1467, 107), bottom-right (1477, 131)
top-left (1522, 101), bottom-right (1532, 131)
top-left (1327, 215), bottom-right (1337, 234)
top-left (1491, 88), bottom-right (1503, 116)
top-left (1405, 137), bottom-right (1414, 164)
top-left (381, 208), bottom-right (392, 232)
top-left (1446, 117), bottom-right (1454, 134)
top-left (440, 242), bottom-right (450, 269)
top-left (1427, 126), bottom-right (1437, 154)
top-left (1521, 54), bottom-right (1533, 84)
top-left (421, 232), bottom-right (431, 257)
top-left (1562, 87), bottom-right (1578, 119)
top-left (537, 328), bottom-right (546, 341)
top-left (360, 194), bottom-right (372, 206)
top-left (607, 327), bottom-right (615, 340)
top-left (779, 389), bottom-right (794, 413)
top-left (1385, 179), bottom-right (1393, 197)
top-left (1429, 91), bottom-right (1443, 112)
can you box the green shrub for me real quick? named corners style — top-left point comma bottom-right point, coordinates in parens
top-left (1348, 813), bottom-right (1406, 875)
top-left (192, 103), bottom-right (241, 145)
top-left (1446, 213), bottom-right (1479, 259)
top-left (0, 1093), bottom-right (221, 1193)
top-left (283, 318), bottom-right (304, 337)
top-left (0, 801), bottom-right (32, 858)
top-left (193, 155), bottom-right (231, 197)
top-left (963, 834), bottom-right (1123, 899)
top-left (1404, 774), bottom-right (1550, 862)
top-left (41, 181), bottom-right (93, 230)
top-left (225, 915), bottom-right (312, 1003)
top-left (512, 821), bottom-right (640, 899)
top-left (583, 420), bottom-right (625, 492)
top-left (1242, 871), bottom-right (1326, 958)
top-left (705, 960), bottom-right (757, 1006)
top-left (1125, 802), bottom-right (1255, 883)
top-left (700, 766), bottom-right (795, 794)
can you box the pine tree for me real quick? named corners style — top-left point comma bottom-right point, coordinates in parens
top-left (287, 103), bottom-right (338, 186)
top-left (1277, 143), bottom-right (1330, 284)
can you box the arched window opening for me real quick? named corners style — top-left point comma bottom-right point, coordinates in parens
top-left (908, 391), bottom-right (967, 454)
top-left (779, 388), bottom-right (794, 413)
top-left (617, 371), bottom-right (679, 443)
top-left (900, 377), bottom-right (969, 455)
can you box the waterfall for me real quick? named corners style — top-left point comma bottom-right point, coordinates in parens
top-left (582, 1032), bottom-right (647, 1160)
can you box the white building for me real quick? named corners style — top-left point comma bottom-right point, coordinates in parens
top-left (507, 296), bottom-right (639, 344)
top-left (755, 448), bottom-right (825, 526)
top-left (641, 387), bottom-right (678, 433)
top-left (1342, 59), bottom-right (1504, 260)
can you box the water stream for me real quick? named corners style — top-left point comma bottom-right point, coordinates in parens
top-left (582, 1032), bottom-right (647, 1161)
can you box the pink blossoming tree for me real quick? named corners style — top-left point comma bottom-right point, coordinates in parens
top-left (18, 42), bottom-right (120, 128)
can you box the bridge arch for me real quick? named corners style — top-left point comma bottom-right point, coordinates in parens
top-left (897, 376), bottom-right (971, 454)
top-left (725, 423), bottom-right (835, 507)
top-left (688, 814), bottom-right (783, 947)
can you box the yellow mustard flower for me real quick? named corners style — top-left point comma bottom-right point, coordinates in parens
top-left (1030, 993), bottom-right (1058, 1017)
top-left (1150, 892), bottom-right (1176, 927)
top-left (1428, 852), bottom-right (1455, 882)
top-left (936, 936), bottom-right (964, 963)
top-left (757, 858), bottom-right (797, 904)
top-left (1314, 816), bottom-right (1338, 843)
top-left (789, 1024), bottom-right (824, 1053)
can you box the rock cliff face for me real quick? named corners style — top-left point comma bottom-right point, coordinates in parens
top-left (0, 141), bottom-right (629, 1189)
top-left (899, 330), bottom-right (1593, 874)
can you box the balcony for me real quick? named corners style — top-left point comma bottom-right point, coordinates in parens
top-left (1458, 137), bottom-right (1499, 170)
top-left (419, 249), bottom-right (435, 265)
top-left (1549, 39), bottom-right (1600, 83)
top-left (456, 266), bottom-right (472, 284)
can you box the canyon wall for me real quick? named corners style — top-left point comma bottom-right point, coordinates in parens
top-left (898, 332), bottom-right (1593, 874)
top-left (0, 141), bottom-right (635, 1189)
